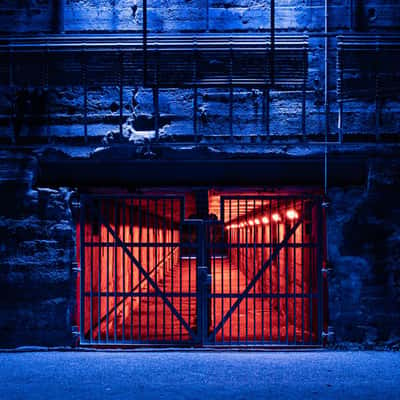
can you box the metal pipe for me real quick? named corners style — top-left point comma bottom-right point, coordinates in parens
top-left (53, 0), bottom-right (65, 33)
top-left (324, 0), bottom-right (329, 195)
top-left (143, 0), bottom-right (147, 85)
top-left (270, 0), bottom-right (275, 86)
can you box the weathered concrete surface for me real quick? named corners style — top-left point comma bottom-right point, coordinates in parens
top-left (0, 351), bottom-right (399, 400)
top-left (327, 158), bottom-right (400, 347)
top-left (0, 151), bottom-right (76, 347)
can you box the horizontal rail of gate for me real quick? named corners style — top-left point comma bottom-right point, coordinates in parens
top-left (206, 195), bottom-right (324, 346)
top-left (78, 194), bottom-right (199, 345)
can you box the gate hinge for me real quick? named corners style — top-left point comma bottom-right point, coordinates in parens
top-left (72, 262), bottom-right (81, 273)
top-left (321, 201), bottom-right (330, 208)
top-left (71, 325), bottom-right (80, 337)
top-left (321, 260), bottom-right (333, 273)
top-left (321, 327), bottom-right (336, 342)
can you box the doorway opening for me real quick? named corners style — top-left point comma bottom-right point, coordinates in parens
top-left (77, 188), bottom-right (325, 346)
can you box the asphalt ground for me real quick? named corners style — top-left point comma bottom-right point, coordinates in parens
top-left (0, 350), bottom-right (399, 400)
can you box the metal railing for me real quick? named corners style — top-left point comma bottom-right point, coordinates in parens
top-left (337, 35), bottom-right (400, 141)
top-left (1, 34), bottom-right (309, 144)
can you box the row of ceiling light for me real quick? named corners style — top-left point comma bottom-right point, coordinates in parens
top-left (225, 209), bottom-right (299, 230)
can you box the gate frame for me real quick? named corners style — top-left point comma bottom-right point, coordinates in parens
top-left (77, 192), bottom-right (326, 347)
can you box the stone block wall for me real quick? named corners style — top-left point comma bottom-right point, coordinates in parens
top-left (327, 158), bottom-right (400, 348)
top-left (0, 0), bottom-right (399, 142)
top-left (0, 150), bottom-right (75, 347)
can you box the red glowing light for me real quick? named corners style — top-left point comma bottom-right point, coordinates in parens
top-left (240, 223), bottom-right (244, 228)
top-left (272, 213), bottom-right (281, 222)
top-left (254, 218), bottom-right (260, 225)
top-left (248, 220), bottom-right (254, 226)
top-left (286, 209), bottom-right (299, 220)
top-left (262, 216), bottom-right (269, 224)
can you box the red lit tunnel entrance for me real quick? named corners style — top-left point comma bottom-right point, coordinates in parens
top-left (76, 189), bottom-right (326, 346)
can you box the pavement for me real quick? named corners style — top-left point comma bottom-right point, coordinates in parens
top-left (0, 350), bottom-right (399, 400)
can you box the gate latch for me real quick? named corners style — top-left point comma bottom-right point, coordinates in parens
top-left (198, 266), bottom-right (212, 286)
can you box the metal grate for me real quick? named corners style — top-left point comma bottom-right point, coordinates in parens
top-left (1, 34), bottom-right (309, 142)
top-left (79, 194), bottom-right (198, 345)
top-left (337, 35), bottom-right (400, 102)
top-left (78, 193), bottom-right (325, 346)
top-left (337, 35), bottom-right (400, 140)
top-left (207, 196), bottom-right (324, 345)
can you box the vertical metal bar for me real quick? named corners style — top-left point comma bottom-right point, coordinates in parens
top-left (237, 199), bottom-right (240, 343)
top-left (122, 199), bottom-right (126, 341)
top-left (130, 200), bottom-right (134, 341)
top-left (170, 199), bottom-right (174, 341)
top-left (106, 200), bottom-right (110, 343)
top-left (79, 198), bottom-right (86, 344)
top-left (43, 47), bottom-right (50, 141)
top-left (114, 201), bottom-right (118, 342)
top-left (229, 199), bottom-right (232, 343)
top-left (119, 50), bottom-right (124, 137)
top-left (193, 88), bottom-right (198, 141)
top-left (154, 199), bottom-right (158, 341)
top-left (81, 48), bottom-right (88, 143)
top-left (206, 0), bottom-right (209, 32)
top-left (277, 201), bottom-right (280, 343)
top-left (90, 200), bottom-right (94, 343)
top-left (143, 0), bottom-right (148, 85)
top-left (285, 203), bottom-right (289, 344)
top-left (219, 199), bottom-right (224, 344)
top-left (309, 201), bottom-right (313, 344)
top-left (375, 39), bottom-right (380, 142)
top-left (265, 88), bottom-right (271, 137)
top-left (193, 39), bottom-right (198, 141)
top-left (253, 199), bottom-right (256, 341)
top-left (146, 199), bottom-right (150, 341)
top-left (338, 45), bottom-right (344, 143)
top-left (188, 227), bottom-right (192, 337)
top-left (153, 87), bottom-right (159, 140)
top-left (269, 199), bottom-right (272, 342)
top-left (229, 38), bottom-right (234, 142)
top-left (179, 200), bottom-right (183, 342)
top-left (196, 221), bottom-right (203, 344)
top-left (302, 48), bottom-right (307, 139)
top-left (293, 199), bottom-right (297, 344)
top-left (138, 198), bottom-right (142, 341)
top-left (8, 46), bottom-right (14, 142)
top-left (270, 0), bottom-right (275, 87)
top-left (212, 223), bottom-right (216, 342)
top-left (163, 200), bottom-right (166, 341)
top-left (317, 199), bottom-right (324, 345)
top-left (301, 199), bottom-right (305, 344)
top-left (245, 199), bottom-right (248, 343)
top-left (98, 200), bottom-right (101, 342)
top-left (261, 199), bottom-right (265, 343)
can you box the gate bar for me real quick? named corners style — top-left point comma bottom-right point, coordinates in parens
top-left (210, 217), bottom-right (303, 339)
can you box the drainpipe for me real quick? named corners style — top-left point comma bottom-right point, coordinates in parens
top-left (53, 0), bottom-right (65, 33)
top-left (322, 0), bottom-right (332, 346)
top-left (324, 0), bottom-right (329, 194)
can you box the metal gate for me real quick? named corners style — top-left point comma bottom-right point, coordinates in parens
top-left (78, 194), bottom-right (324, 346)
top-left (207, 195), bottom-right (324, 345)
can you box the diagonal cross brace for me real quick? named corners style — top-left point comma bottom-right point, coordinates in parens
top-left (209, 218), bottom-right (303, 340)
top-left (85, 199), bottom-right (197, 341)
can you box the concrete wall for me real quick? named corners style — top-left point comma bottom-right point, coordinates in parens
top-left (0, 150), bottom-right (75, 347)
top-left (0, 0), bottom-right (399, 141)
top-left (327, 158), bottom-right (400, 348)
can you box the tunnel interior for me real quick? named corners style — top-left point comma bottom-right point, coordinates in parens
top-left (77, 188), bottom-right (323, 345)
